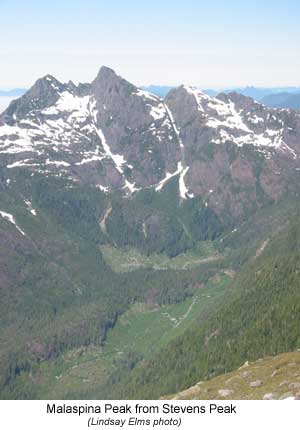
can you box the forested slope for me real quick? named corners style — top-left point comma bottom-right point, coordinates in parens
top-left (0, 170), bottom-right (225, 399)
top-left (107, 216), bottom-right (300, 399)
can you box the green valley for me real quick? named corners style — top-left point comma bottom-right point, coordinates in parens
top-left (1, 62), bottom-right (300, 402)
top-left (1, 273), bottom-right (230, 399)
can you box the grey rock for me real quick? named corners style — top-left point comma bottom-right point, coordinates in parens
top-left (263, 393), bottom-right (277, 400)
top-left (279, 380), bottom-right (289, 387)
top-left (218, 389), bottom-right (234, 397)
top-left (250, 380), bottom-right (263, 388)
top-left (289, 382), bottom-right (300, 390)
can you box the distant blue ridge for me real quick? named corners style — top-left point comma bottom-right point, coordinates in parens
top-left (0, 89), bottom-right (27, 97)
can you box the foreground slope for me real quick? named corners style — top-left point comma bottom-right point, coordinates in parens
top-left (167, 351), bottom-right (300, 400)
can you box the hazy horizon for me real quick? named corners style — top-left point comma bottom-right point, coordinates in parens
top-left (1, 79), bottom-right (300, 92)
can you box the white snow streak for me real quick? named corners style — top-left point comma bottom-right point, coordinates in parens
top-left (164, 104), bottom-right (184, 148)
top-left (0, 211), bottom-right (26, 235)
top-left (93, 126), bottom-right (125, 174)
top-left (93, 122), bottom-right (138, 193)
top-left (133, 89), bottom-right (159, 102)
top-left (155, 163), bottom-right (183, 191)
top-left (155, 161), bottom-right (193, 199)
top-left (178, 163), bottom-right (194, 199)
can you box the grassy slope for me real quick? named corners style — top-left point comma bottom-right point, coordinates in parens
top-left (104, 274), bottom-right (230, 358)
top-left (100, 241), bottom-right (219, 272)
top-left (167, 351), bottom-right (300, 400)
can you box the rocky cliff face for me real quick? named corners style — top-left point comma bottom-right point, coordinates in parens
top-left (166, 86), bottom-right (300, 217)
top-left (1, 66), bottom-right (300, 221)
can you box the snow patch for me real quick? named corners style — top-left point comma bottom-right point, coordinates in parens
top-left (207, 100), bottom-right (251, 132)
top-left (155, 163), bottom-right (183, 191)
top-left (124, 180), bottom-right (139, 193)
top-left (75, 153), bottom-right (105, 165)
top-left (7, 159), bottom-right (35, 168)
top-left (164, 104), bottom-right (184, 148)
top-left (0, 211), bottom-right (26, 235)
top-left (24, 200), bottom-right (37, 216)
top-left (183, 86), bottom-right (210, 112)
top-left (149, 103), bottom-right (166, 121)
top-left (95, 184), bottom-right (109, 193)
top-left (133, 89), bottom-right (159, 102)
top-left (93, 126), bottom-right (126, 174)
top-left (155, 161), bottom-right (193, 198)
top-left (178, 162), bottom-right (194, 199)
top-left (45, 160), bottom-right (70, 167)
top-left (248, 114), bottom-right (264, 124)
top-left (43, 92), bottom-right (91, 118)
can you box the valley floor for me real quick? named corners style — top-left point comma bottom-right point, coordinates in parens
top-left (10, 274), bottom-right (230, 399)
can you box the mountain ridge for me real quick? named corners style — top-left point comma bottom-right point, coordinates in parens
top-left (262, 92), bottom-right (300, 109)
top-left (1, 66), bottom-right (300, 224)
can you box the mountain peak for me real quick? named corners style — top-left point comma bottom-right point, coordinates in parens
top-left (91, 66), bottom-right (136, 103)
top-left (35, 74), bottom-right (63, 91)
top-left (41, 73), bottom-right (58, 82)
top-left (92, 66), bottom-right (123, 88)
top-left (96, 65), bottom-right (118, 79)
top-left (0, 74), bottom-right (65, 123)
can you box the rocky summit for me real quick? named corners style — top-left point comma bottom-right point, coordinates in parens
top-left (1, 66), bottom-right (300, 221)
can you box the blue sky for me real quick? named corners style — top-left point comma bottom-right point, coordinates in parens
top-left (1, 0), bottom-right (300, 88)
